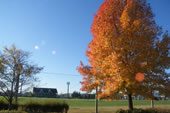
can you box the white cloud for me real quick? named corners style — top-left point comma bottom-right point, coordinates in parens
top-left (34, 45), bottom-right (40, 50)
top-left (52, 50), bottom-right (56, 55)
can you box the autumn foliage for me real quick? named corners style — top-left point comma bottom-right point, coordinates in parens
top-left (77, 0), bottom-right (170, 110)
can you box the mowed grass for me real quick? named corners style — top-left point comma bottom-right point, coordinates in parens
top-left (1, 97), bottom-right (170, 113)
top-left (0, 96), bottom-right (170, 107)
top-left (16, 98), bottom-right (170, 113)
top-left (16, 97), bottom-right (170, 107)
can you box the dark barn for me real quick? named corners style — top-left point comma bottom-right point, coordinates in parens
top-left (33, 87), bottom-right (58, 98)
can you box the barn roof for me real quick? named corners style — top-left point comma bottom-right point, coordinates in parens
top-left (33, 87), bottom-right (58, 94)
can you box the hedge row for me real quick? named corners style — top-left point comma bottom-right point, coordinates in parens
top-left (19, 102), bottom-right (69, 113)
top-left (0, 110), bottom-right (26, 113)
top-left (0, 101), bottom-right (18, 110)
top-left (0, 101), bottom-right (69, 113)
top-left (115, 108), bottom-right (170, 113)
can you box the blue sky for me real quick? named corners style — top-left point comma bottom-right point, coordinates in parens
top-left (0, 0), bottom-right (169, 94)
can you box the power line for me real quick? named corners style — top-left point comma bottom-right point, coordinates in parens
top-left (42, 72), bottom-right (81, 76)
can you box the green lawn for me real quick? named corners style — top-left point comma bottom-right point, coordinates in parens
top-left (1, 97), bottom-right (170, 113)
top-left (15, 97), bottom-right (170, 107)
top-left (16, 98), bottom-right (170, 113)
top-left (1, 96), bottom-right (170, 108)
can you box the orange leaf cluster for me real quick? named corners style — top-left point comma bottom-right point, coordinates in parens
top-left (77, 0), bottom-right (170, 100)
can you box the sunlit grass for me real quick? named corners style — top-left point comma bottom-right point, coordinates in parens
top-left (1, 96), bottom-right (170, 107)
top-left (0, 96), bottom-right (170, 113)
top-left (17, 97), bottom-right (170, 107)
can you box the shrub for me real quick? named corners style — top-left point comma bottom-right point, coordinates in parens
top-left (115, 109), bottom-right (152, 113)
top-left (0, 101), bottom-right (18, 110)
top-left (115, 108), bottom-right (170, 113)
top-left (153, 108), bottom-right (170, 113)
top-left (0, 110), bottom-right (27, 113)
top-left (0, 101), bottom-right (8, 110)
top-left (0, 100), bottom-right (69, 113)
top-left (20, 102), bottom-right (42, 112)
top-left (20, 102), bottom-right (69, 113)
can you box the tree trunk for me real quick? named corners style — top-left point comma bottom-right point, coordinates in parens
top-left (95, 86), bottom-right (98, 113)
top-left (8, 97), bottom-right (12, 110)
top-left (128, 94), bottom-right (133, 110)
top-left (8, 85), bottom-right (14, 110)
top-left (151, 99), bottom-right (154, 108)
top-left (20, 83), bottom-right (23, 97)
top-left (15, 74), bottom-right (20, 105)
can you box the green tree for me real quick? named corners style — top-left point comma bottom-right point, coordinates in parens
top-left (71, 91), bottom-right (81, 98)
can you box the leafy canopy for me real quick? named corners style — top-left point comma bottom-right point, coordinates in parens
top-left (78, 0), bottom-right (170, 99)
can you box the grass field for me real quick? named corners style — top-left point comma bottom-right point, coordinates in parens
top-left (14, 97), bottom-right (170, 107)
top-left (18, 97), bottom-right (170, 113)
top-left (1, 97), bottom-right (170, 113)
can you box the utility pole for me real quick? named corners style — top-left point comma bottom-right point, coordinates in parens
top-left (67, 82), bottom-right (70, 98)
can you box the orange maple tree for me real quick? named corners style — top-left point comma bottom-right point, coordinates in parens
top-left (78, 0), bottom-right (170, 110)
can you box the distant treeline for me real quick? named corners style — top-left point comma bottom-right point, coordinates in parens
top-left (0, 91), bottom-right (96, 99)
top-left (71, 91), bottom-right (95, 99)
